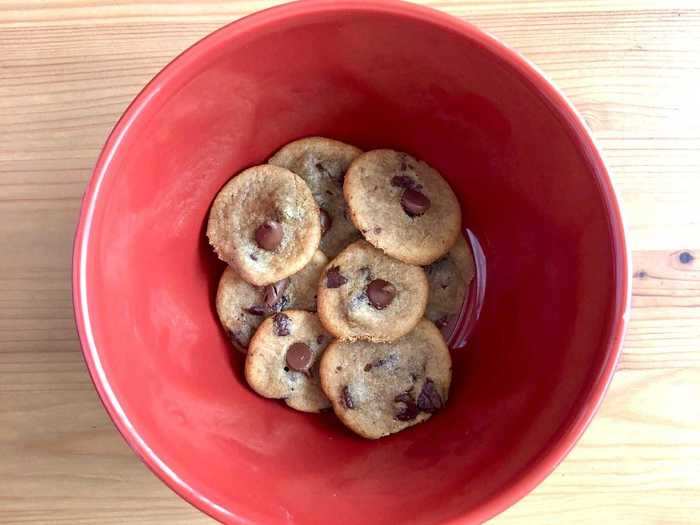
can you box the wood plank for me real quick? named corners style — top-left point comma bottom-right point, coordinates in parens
top-left (496, 367), bottom-right (700, 524)
top-left (0, 0), bottom-right (699, 27)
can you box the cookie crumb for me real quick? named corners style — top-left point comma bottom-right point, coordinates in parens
top-left (342, 386), bottom-right (355, 409)
top-left (273, 313), bottom-right (291, 336)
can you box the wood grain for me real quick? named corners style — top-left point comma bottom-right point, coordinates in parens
top-left (1, 1), bottom-right (699, 524)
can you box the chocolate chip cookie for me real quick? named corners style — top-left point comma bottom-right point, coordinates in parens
top-left (317, 240), bottom-right (428, 342)
top-left (320, 319), bottom-right (451, 439)
top-left (216, 250), bottom-right (328, 351)
top-left (269, 137), bottom-right (363, 258)
top-left (245, 310), bottom-right (332, 412)
top-left (344, 150), bottom-right (461, 265)
top-left (207, 164), bottom-right (321, 286)
top-left (425, 235), bottom-right (475, 336)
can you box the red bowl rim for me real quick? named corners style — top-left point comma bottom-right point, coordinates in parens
top-left (72, 1), bottom-right (632, 523)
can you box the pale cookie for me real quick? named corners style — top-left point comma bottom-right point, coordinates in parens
top-left (320, 319), bottom-right (452, 439)
top-left (245, 310), bottom-right (332, 412)
top-left (207, 164), bottom-right (321, 286)
top-left (269, 137), bottom-right (363, 257)
top-left (425, 235), bottom-right (475, 337)
top-left (344, 149), bottom-right (461, 265)
top-left (317, 240), bottom-right (428, 342)
top-left (216, 250), bottom-right (328, 351)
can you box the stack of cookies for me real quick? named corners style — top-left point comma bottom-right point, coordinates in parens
top-left (207, 137), bottom-right (474, 439)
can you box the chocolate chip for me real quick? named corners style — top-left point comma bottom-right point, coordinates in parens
top-left (366, 279), bottom-right (396, 309)
top-left (364, 354), bottom-right (395, 371)
top-left (273, 313), bottom-right (291, 336)
top-left (250, 253), bottom-right (258, 261)
top-left (245, 305), bottom-right (266, 316)
top-left (263, 278), bottom-right (289, 308)
top-left (316, 334), bottom-right (326, 345)
top-left (326, 266), bottom-right (348, 288)
top-left (394, 392), bottom-right (419, 421)
top-left (315, 162), bottom-right (329, 175)
top-left (363, 358), bottom-right (385, 372)
top-left (319, 208), bottom-right (332, 236)
top-left (255, 220), bottom-right (283, 251)
top-left (401, 188), bottom-right (430, 217)
top-left (391, 175), bottom-right (415, 189)
top-left (227, 329), bottom-right (244, 348)
top-left (342, 386), bottom-right (355, 409)
top-left (275, 295), bottom-right (290, 312)
top-left (417, 379), bottom-right (443, 413)
top-left (286, 342), bottom-right (312, 372)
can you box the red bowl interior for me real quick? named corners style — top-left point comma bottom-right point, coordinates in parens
top-left (73, 1), bottom-right (630, 524)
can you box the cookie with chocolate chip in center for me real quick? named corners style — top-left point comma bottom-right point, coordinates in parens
top-left (216, 250), bottom-right (328, 351)
top-left (269, 137), bottom-right (363, 258)
top-left (245, 310), bottom-right (332, 412)
top-left (344, 149), bottom-right (461, 265)
top-left (424, 235), bottom-right (475, 339)
top-left (207, 164), bottom-right (321, 286)
top-left (317, 240), bottom-right (428, 342)
top-left (319, 319), bottom-right (452, 439)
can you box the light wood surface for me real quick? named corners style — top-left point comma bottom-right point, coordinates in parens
top-left (1, 1), bottom-right (699, 523)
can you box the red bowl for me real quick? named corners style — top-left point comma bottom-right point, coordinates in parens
top-left (73, 1), bottom-right (631, 523)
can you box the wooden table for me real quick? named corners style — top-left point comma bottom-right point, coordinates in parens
top-left (2, 1), bottom-right (699, 523)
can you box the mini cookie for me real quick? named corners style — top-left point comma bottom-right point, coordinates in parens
top-left (344, 149), bottom-right (461, 265)
top-left (245, 310), bottom-right (332, 412)
top-left (317, 240), bottom-right (428, 341)
top-left (269, 137), bottom-right (363, 257)
top-left (216, 250), bottom-right (328, 351)
top-left (425, 236), bottom-right (475, 336)
top-left (207, 164), bottom-right (321, 286)
top-left (320, 319), bottom-right (452, 439)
